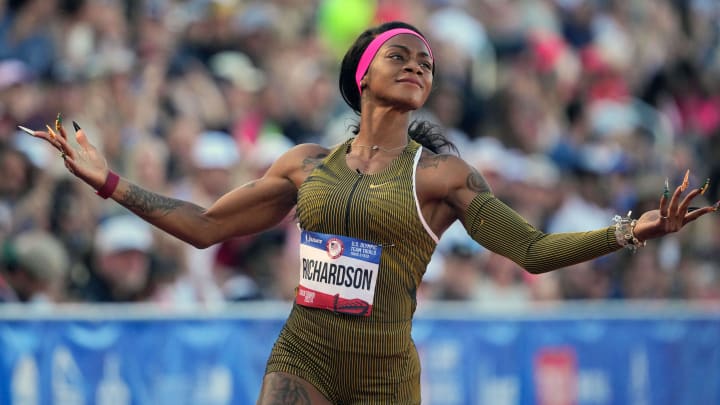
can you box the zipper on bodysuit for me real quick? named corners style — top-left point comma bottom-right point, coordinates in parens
top-left (345, 169), bottom-right (364, 234)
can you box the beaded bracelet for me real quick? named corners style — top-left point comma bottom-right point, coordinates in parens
top-left (612, 211), bottom-right (646, 253)
top-left (96, 170), bottom-right (119, 199)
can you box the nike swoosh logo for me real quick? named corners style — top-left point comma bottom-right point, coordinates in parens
top-left (369, 182), bottom-right (392, 189)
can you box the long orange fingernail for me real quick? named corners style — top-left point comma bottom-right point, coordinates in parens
top-left (699, 178), bottom-right (710, 195)
top-left (681, 169), bottom-right (690, 192)
top-left (45, 124), bottom-right (57, 139)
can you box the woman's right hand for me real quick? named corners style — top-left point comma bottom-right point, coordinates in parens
top-left (20, 117), bottom-right (109, 190)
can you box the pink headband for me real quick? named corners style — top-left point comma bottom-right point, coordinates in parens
top-left (355, 28), bottom-right (434, 93)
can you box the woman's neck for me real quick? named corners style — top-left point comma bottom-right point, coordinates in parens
top-left (355, 104), bottom-right (411, 147)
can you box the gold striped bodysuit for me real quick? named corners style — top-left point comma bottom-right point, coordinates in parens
top-left (265, 138), bottom-right (620, 404)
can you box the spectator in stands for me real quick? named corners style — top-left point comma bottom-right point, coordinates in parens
top-left (74, 215), bottom-right (155, 302)
top-left (0, 230), bottom-right (70, 306)
top-left (169, 130), bottom-right (242, 305)
top-left (0, 143), bottom-right (49, 236)
top-left (430, 242), bottom-right (485, 302)
top-left (0, 0), bottom-right (57, 77)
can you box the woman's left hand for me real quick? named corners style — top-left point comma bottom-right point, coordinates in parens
top-left (633, 173), bottom-right (717, 242)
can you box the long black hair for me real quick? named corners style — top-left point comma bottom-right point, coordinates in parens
top-left (339, 21), bottom-right (457, 155)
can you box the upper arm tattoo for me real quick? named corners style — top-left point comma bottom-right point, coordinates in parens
top-left (418, 153), bottom-right (491, 194)
top-left (467, 167), bottom-right (492, 194)
top-left (121, 183), bottom-right (204, 217)
top-left (301, 153), bottom-right (328, 173)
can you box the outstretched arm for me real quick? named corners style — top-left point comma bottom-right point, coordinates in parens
top-left (438, 156), bottom-right (716, 273)
top-left (109, 172), bottom-right (298, 248)
top-left (458, 191), bottom-right (619, 274)
top-left (22, 119), bottom-right (319, 249)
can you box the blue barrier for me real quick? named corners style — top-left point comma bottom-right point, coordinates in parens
top-left (1, 302), bottom-right (719, 405)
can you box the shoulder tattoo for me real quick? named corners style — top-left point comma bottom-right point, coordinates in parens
top-left (301, 153), bottom-right (328, 173)
top-left (467, 167), bottom-right (492, 194)
top-left (418, 154), bottom-right (449, 169)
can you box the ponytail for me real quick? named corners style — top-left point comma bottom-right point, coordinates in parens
top-left (408, 120), bottom-right (457, 155)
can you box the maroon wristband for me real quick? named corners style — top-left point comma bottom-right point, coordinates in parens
top-left (96, 170), bottom-right (119, 199)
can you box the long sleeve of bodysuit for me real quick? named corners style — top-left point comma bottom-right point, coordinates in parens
top-left (462, 193), bottom-right (622, 274)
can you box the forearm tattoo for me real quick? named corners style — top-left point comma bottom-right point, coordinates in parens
top-left (120, 183), bottom-right (202, 217)
top-left (467, 168), bottom-right (492, 194)
top-left (265, 375), bottom-right (312, 405)
top-left (301, 153), bottom-right (328, 173)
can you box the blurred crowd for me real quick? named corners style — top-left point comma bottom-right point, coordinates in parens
top-left (1, 0), bottom-right (719, 310)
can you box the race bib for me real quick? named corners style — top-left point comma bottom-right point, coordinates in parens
top-left (296, 230), bottom-right (382, 316)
